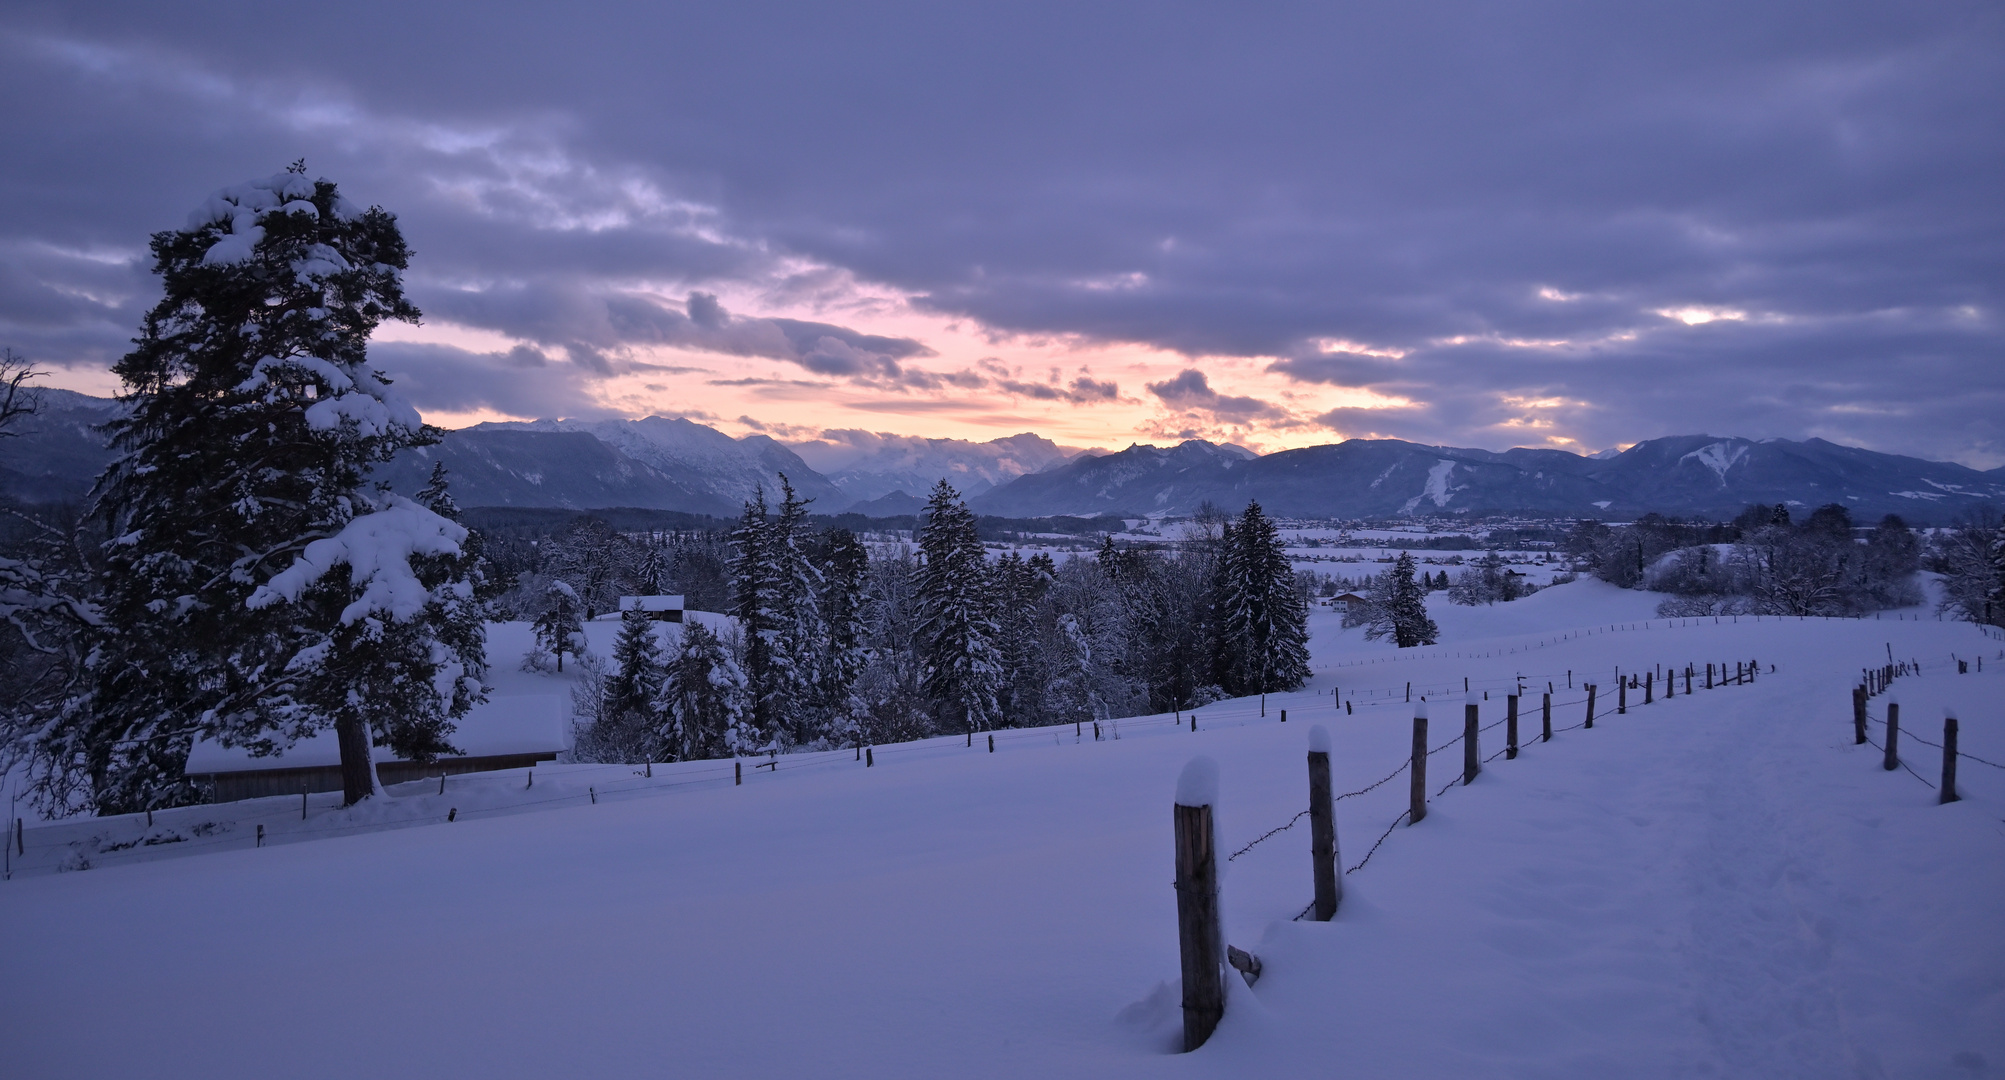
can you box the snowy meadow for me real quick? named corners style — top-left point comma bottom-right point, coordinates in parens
top-left (4, 580), bottom-right (2000, 1079)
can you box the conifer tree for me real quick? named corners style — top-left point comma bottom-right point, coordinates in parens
top-left (915, 481), bottom-right (1002, 731)
top-left (604, 606), bottom-right (667, 732)
top-left (1367, 551), bottom-right (1438, 648)
top-left (658, 620), bottom-right (752, 760)
top-left (767, 476), bottom-right (823, 745)
top-left (730, 488), bottom-right (776, 738)
top-left (1214, 501), bottom-right (1310, 694)
top-left (813, 527), bottom-right (871, 744)
top-left (533, 581), bottom-right (586, 673)
top-left (62, 167), bottom-right (484, 810)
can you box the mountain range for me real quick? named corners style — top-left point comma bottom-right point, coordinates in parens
top-left (3, 390), bottom-right (2000, 523)
top-left (966, 435), bottom-right (2005, 522)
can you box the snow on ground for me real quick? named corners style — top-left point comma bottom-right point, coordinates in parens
top-left (3, 587), bottom-right (2002, 1079)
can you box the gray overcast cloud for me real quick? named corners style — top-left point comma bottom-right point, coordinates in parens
top-left (0, 1), bottom-right (1999, 463)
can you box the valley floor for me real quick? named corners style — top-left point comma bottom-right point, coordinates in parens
top-left (2, 585), bottom-right (2001, 1079)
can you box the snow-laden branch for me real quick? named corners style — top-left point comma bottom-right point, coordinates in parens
top-left (246, 497), bottom-right (465, 624)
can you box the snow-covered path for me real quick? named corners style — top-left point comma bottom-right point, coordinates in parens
top-left (2, 598), bottom-right (2000, 1079)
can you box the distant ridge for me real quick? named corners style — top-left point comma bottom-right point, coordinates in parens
top-left (3, 392), bottom-right (1998, 523)
top-left (968, 435), bottom-right (2005, 523)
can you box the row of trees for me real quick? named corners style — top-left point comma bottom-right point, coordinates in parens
top-left (564, 487), bottom-right (1313, 762)
top-left (1934, 510), bottom-right (2005, 627)
top-left (1569, 504), bottom-right (1929, 618)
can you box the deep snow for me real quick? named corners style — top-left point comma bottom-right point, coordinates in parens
top-left (2, 581), bottom-right (2001, 1079)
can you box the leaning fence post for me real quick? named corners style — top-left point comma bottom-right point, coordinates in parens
top-left (1409, 705), bottom-right (1429, 824)
top-left (1307, 726), bottom-right (1340, 920)
top-left (1173, 757), bottom-right (1225, 1052)
top-left (1852, 686), bottom-right (1867, 745)
top-left (1585, 684), bottom-right (1597, 728)
top-left (1883, 699), bottom-right (1900, 772)
top-left (1941, 711), bottom-right (1959, 804)
top-left (1506, 694), bottom-right (1519, 760)
top-left (1463, 693), bottom-right (1480, 785)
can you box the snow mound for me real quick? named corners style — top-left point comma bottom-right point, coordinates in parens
top-left (1176, 754), bottom-right (1219, 806)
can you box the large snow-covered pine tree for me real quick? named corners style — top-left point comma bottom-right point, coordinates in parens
top-left (914, 480), bottom-right (1002, 731)
top-left (1214, 500), bottom-right (1310, 694)
top-left (65, 167), bottom-right (485, 810)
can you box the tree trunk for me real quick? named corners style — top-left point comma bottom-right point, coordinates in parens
top-left (335, 711), bottom-right (380, 806)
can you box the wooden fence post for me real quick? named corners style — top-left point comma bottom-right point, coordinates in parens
top-left (1940, 712), bottom-right (1959, 804)
top-left (735, 760), bottom-right (742, 786)
top-left (1645, 671), bottom-right (1653, 704)
top-left (1506, 694), bottom-right (1519, 760)
top-left (1308, 726), bottom-right (1340, 921)
top-left (1585, 684), bottom-right (1597, 728)
top-left (1618, 678), bottom-right (1627, 715)
top-left (1174, 757), bottom-right (1225, 1052)
top-left (1883, 700), bottom-right (1900, 772)
top-left (1541, 692), bottom-right (1552, 742)
top-left (1706, 663), bottom-right (1713, 689)
top-left (866, 747), bottom-right (874, 767)
top-left (1409, 705), bottom-right (1429, 825)
top-left (1852, 686), bottom-right (1867, 745)
top-left (1463, 693), bottom-right (1480, 785)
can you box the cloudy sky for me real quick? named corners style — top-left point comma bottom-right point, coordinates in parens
top-left (2, 1), bottom-right (2000, 464)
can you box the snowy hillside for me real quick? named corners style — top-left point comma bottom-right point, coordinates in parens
top-left (3, 589), bottom-right (2000, 1079)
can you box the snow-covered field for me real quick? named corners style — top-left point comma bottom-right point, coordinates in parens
top-left (3, 582), bottom-right (2001, 1079)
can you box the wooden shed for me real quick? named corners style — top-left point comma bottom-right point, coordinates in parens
top-left (185, 694), bottom-right (568, 803)
top-left (618, 594), bottom-right (685, 621)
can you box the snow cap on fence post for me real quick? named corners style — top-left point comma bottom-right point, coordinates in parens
top-left (1177, 755), bottom-right (1220, 807)
top-left (1414, 700), bottom-right (1427, 719)
top-left (1308, 724), bottom-right (1331, 755)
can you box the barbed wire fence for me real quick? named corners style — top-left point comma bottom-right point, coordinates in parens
top-left (7, 619), bottom-right (1998, 880)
